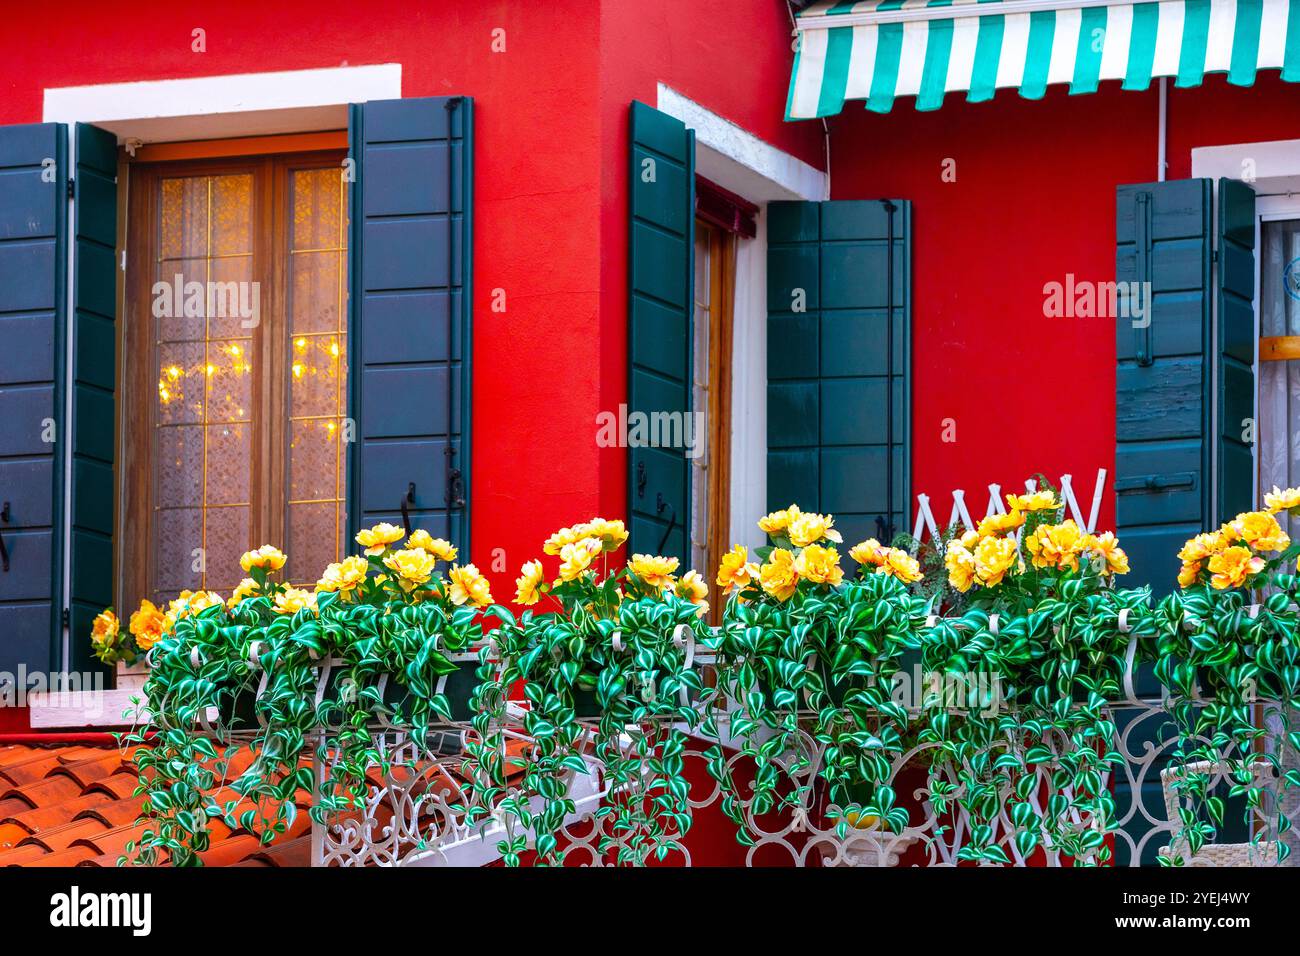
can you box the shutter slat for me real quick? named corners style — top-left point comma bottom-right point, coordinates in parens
top-left (1217, 177), bottom-right (1257, 520)
top-left (0, 122), bottom-right (67, 672)
top-left (348, 97), bottom-right (472, 553)
top-left (627, 101), bottom-right (695, 565)
top-left (67, 122), bottom-right (118, 672)
top-left (767, 199), bottom-right (911, 548)
top-left (1114, 178), bottom-right (1213, 597)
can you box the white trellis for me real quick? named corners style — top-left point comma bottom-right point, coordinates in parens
top-left (910, 468), bottom-right (1109, 548)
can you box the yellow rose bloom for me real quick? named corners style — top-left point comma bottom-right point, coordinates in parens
top-left (1026, 520), bottom-right (1086, 571)
top-left (1264, 485), bottom-right (1300, 514)
top-left (515, 559), bottom-right (545, 605)
top-left (758, 504), bottom-right (801, 536)
top-left (878, 548), bottom-right (923, 584)
top-left (628, 553), bottom-right (679, 589)
top-left (274, 587), bottom-right (318, 615)
top-left (973, 535), bottom-right (1019, 587)
top-left (239, 544), bottom-right (287, 573)
top-left (794, 543), bottom-right (844, 586)
top-left (716, 545), bottom-right (759, 591)
top-left (383, 547), bottom-right (438, 590)
top-left (759, 548), bottom-right (799, 602)
top-left (1223, 511), bottom-right (1290, 553)
top-left (945, 541), bottom-right (976, 592)
top-left (1207, 545), bottom-right (1264, 590)
top-left (1006, 490), bottom-right (1060, 514)
top-left (1178, 531), bottom-right (1224, 563)
top-left (449, 563), bottom-right (494, 608)
top-left (543, 524), bottom-right (587, 556)
top-left (316, 555), bottom-right (368, 598)
top-left (129, 600), bottom-right (166, 651)
top-left (1084, 531), bottom-right (1129, 576)
top-left (406, 529), bottom-right (458, 562)
top-left (355, 522), bottom-right (405, 556)
top-left (1177, 561), bottom-right (1203, 589)
top-left (582, 517), bottom-right (629, 551)
top-left (788, 511), bottom-right (843, 547)
top-left (169, 590), bottom-right (223, 619)
top-left (849, 538), bottom-right (886, 567)
top-left (228, 577), bottom-right (261, 607)
top-left (675, 570), bottom-right (710, 616)
top-left (558, 538), bottom-right (603, 582)
top-left (90, 609), bottom-right (119, 647)
top-left (977, 510), bottom-right (1024, 537)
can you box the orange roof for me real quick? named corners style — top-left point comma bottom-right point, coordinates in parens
top-left (0, 743), bottom-right (310, 868)
top-left (0, 737), bottom-right (531, 867)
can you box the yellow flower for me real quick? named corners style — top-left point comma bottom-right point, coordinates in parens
top-left (628, 553), bottom-right (679, 589)
top-left (274, 587), bottom-right (318, 615)
top-left (90, 609), bottom-right (119, 647)
top-left (515, 560), bottom-right (545, 605)
top-left (849, 538), bottom-right (886, 567)
top-left (543, 524), bottom-right (588, 556)
top-left (449, 563), bottom-right (494, 608)
top-left (977, 510), bottom-right (1024, 537)
top-left (1208, 546), bottom-right (1265, 590)
top-left (406, 529), bottom-right (458, 562)
top-left (1179, 531), bottom-right (1225, 563)
top-left (1264, 485), bottom-right (1300, 514)
top-left (581, 518), bottom-right (629, 551)
top-left (1025, 520), bottom-right (1086, 571)
top-left (355, 522), bottom-right (405, 556)
top-left (945, 540), bottom-right (976, 592)
top-left (759, 548), bottom-right (799, 602)
top-left (1223, 511), bottom-right (1290, 553)
top-left (788, 511), bottom-right (843, 547)
top-left (878, 548), bottom-right (923, 584)
top-left (758, 504), bottom-right (801, 536)
top-left (239, 544), bottom-right (287, 573)
top-left (130, 600), bottom-right (167, 651)
top-left (716, 545), bottom-right (759, 591)
top-left (557, 538), bottom-right (603, 582)
top-left (169, 590), bottom-right (223, 619)
top-left (973, 535), bottom-right (1019, 587)
top-left (675, 570), bottom-right (710, 616)
top-left (228, 578), bottom-right (261, 607)
top-left (1006, 490), bottom-right (1060, 514)
top-left (794, 543), bottom-right (844, 586)
top-left (316, 556), bottom-right (368, 598)
top-left (383, 547), bottom-right (437, 590)
top-left (1177, 561), bottom-right (1202, 589)
top-left (1084, 531), bottom-right (1129, 576)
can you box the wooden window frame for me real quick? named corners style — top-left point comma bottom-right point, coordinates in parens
top-left (121, 146), bottom-right (346, 608)
top-left (693, 220), bottom-right (736, 619)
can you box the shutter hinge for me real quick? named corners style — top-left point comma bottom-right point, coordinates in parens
top-left (66, 177), bottom-right (75, 201)
top-left (62, 607), bottom-right (70, 629)
top-left (121, 250), bottom-right (127, 273)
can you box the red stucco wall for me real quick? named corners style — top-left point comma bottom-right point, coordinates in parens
top-left (0, 0), bottom-right (607, 597)
top-left (825, 74), bottom-right (1300, 531)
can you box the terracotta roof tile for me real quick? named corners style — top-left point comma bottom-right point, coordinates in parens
top-left (0, 843), bottom-right (57, 866)
top-left (24, 845), bottom-right (99, 867)
top-left (73, 822), bottom-right (150, 859)
top-left (3, 791), bottom-right (113, 834)
top-left (49, 751), bottom-right (128, 789)
top-left (18, 818), bottom-right (108, 853)
top-left (198, 834), bottom-right (267, 867)
top-left (0, 822), bottom-right (26, 849)
top-left (2, 774), bottom-right (85, 809)
top-left (240, 835), bottom-right (311, 867)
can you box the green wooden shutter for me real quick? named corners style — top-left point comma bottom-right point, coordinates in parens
top-left (627, 100), bottom-right (695, 565)
top-left (0, 123), bottom-right (67, 673)
top-left (68, 123), bottom-right (118, 674)
top-left (347, 97), bottom-right (473, 553)
top-left (1115, 179), bottom-right (1213, 597)
top-left (767, 200), bottom-right (911, 547)
top-left (1217, 178), bottom-right (1256, 521)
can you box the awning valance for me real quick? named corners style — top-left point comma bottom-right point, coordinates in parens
top-left (787, 0), bottom-right (1300, 117)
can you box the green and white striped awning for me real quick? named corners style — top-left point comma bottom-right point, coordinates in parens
top-left (788, 0), bottom-right (1300, 116)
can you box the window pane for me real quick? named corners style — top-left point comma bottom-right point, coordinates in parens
top-left (150, 172), bottom-right (255, 605)
top-left (286, 166), bottom-right (348, 584)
